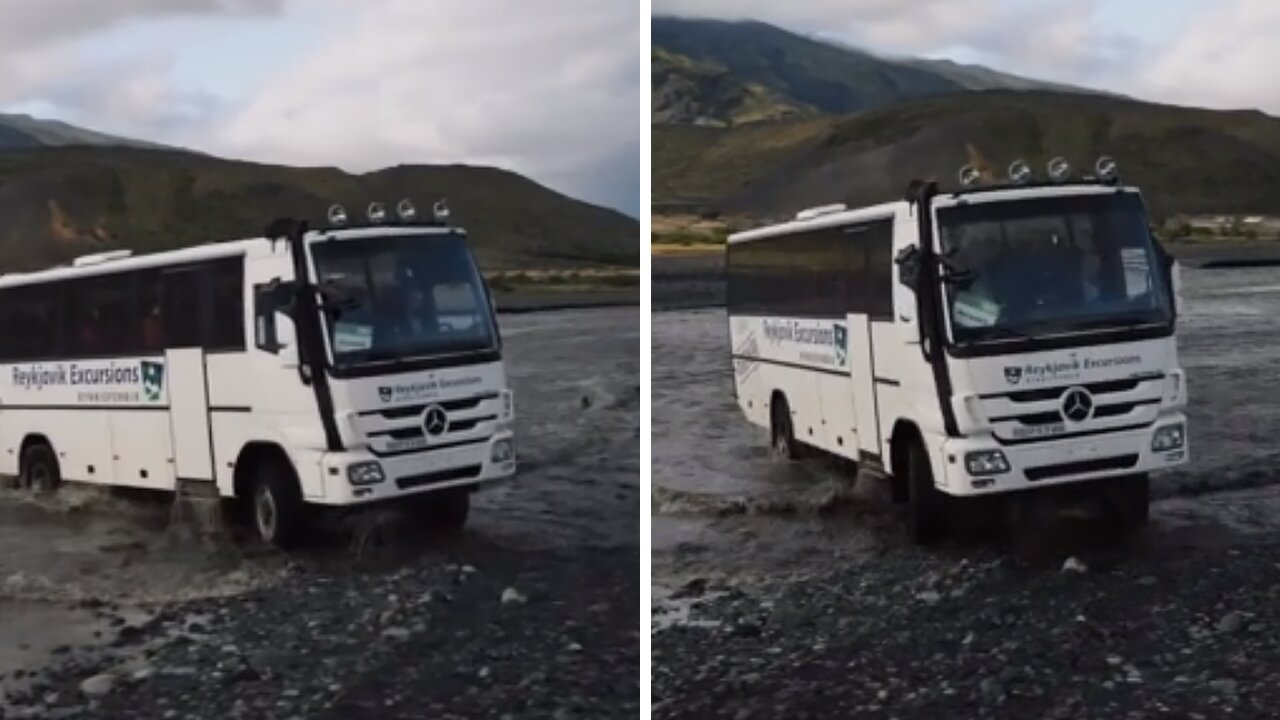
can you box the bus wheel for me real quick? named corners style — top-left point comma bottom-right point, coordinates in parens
top-left (250, 459), bottom-right (306, 548)
top-left (770, 396), bottom-right (803, 461)
top-left (21, 443), bottom-right (61, 495)
top-left (420, 487), bottom-right (471, 535)
top-left (904, 440), bottom-right (947, 545)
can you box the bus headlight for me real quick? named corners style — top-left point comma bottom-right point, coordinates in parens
top-left (491, 438), bottom-right (515, 464)
top-left (348, 461), bottom-right (386, 486)
top-left (965, 450), bottom-right (1010, 476)
top-left (1152, 424), bottom-right (1186, 452)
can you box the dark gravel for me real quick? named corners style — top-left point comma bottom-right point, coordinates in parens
top-left (654, 540), bottom-right (1280, 719)
top-left (4, 543), bottom-right (637, 720)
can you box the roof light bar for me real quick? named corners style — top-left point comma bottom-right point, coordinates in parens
top-left (396, 198), bottom-right (417, 222)
top-left (1007, 159), bottom-right (1032, 185)
top-left (1047, 157), bottom-right (1071, 183)
top-left (1095, 155), bottom-right (1119, 182)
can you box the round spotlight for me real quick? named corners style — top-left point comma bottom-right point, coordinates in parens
top-left (433, 199), bottom-right (450, 223)
top-left (958, 164), bottom-right (981, 188)
top-left (396, 198), bottom-right (417, 222)
top-left (367, 202), bottom-right (387, 224)
top-left (1095, 155), bottom-right (1118, 181)
top-left (1008, 159), bottom-right (1033, 185)
top-left (1047, 156), bottom-right (1071, 182)
top-left (327, 204), bottom-right (348, 226)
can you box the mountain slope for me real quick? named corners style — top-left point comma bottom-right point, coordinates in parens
top-left (654, 90), bottom-right (1280, 221)
top-left (899, 57), bottom-right (1106, 95)
top-left (0, 113), bottom-right (168, 150)
top-left (0, 147), bottom-right (638, 272)
top-left (651, 17), bottom-right (1103, 126)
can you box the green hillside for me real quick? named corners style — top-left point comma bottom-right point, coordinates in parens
top-left (653, 90), bottom-right (1280, 222)
top-left (0, 147), bottom-right (638, 273)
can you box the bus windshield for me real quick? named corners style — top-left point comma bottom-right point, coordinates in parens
top-left (937, 193), bottom-right (1172, 346)
top-left (311, 233), bottom-right (496, 366)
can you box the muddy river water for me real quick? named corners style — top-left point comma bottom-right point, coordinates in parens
top-left (0, 306), bottom-right (639, 707)
top-left (653, 266), bottom-right (1280, 588)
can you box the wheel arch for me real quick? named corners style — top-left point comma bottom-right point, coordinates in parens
top-left (18, 434), bottom-right (55, 473)
top-left (232, 441), bottom-right (299, 500)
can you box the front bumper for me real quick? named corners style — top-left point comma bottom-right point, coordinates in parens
top-left (312, 430), bottom-right (517, 505)
top-left (936, 414), bottom-right (1188, 497)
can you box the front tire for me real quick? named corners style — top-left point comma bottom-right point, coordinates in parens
top-left (416, 487), bottom-right (471, 535)
top-left (904, 440), bottom-right (947, 545)
top-left (1109, 473), bottom-right (1150, 530)
top-left (250, 458), bottom-right (306, 548)
top-left (21, 443), bottom-right (61, 495)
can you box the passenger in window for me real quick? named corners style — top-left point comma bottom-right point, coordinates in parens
top-left (142, 303), bottom-right (164, 351)
top-left (80, 308), bottom-right (101, 353)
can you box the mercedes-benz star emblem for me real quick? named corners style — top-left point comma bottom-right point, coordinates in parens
top-left (423, 405), bottom-right (449, 437)
top-left (1061, 388), bottom-right (1094, 423)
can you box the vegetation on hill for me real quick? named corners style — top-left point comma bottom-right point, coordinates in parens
top-left (653, 91), bottom-right (1280, 222)
top-left (0, 147), bottom-right (638, 273)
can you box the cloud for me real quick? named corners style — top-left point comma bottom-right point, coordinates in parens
top-left (1136, 0), bottom-right (1280, 113)
top-left (0, 0), bottom-right (639, 215)
top-left (0, 0), bottom-right (282, 52)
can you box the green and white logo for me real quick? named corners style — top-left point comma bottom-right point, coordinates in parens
top-left (833, 323), bottom-right (848, 366)
top-left (141, 361), bottom-right (165, 401)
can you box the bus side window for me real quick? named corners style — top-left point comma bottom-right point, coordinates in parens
top-left (209, 259), bottom-right (245, 350)
top-left (254, 284), bottom-right (282, 353)
top-left (138, 271), bottom-right (164, 352)
top-left (161, 268), bottom-right (202, 348)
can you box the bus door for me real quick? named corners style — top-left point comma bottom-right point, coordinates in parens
top-left (166, 347), bottom-right (214, 481)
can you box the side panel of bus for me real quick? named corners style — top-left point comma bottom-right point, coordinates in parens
top-left (0, 252), bottom-right (252, 492)
top-left (726, 212), bottom-right (900, 465)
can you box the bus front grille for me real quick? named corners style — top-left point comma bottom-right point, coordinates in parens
top-left (1024, 454), bottom-right (1139, 482)
top-left (396, 465), bottom-right (483, 490)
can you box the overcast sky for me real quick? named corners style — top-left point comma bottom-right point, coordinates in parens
top-left (0, 0), bottom-right (640, 216)
top-left (653, 0), bottom-right (1280, 116)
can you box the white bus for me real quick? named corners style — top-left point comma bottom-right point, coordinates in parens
top-left (0, 200), bottom-right (516, 547)
top-left (726, 157), bottom-right (1188, 543)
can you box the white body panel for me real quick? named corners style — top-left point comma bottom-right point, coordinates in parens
top-left (728, 185), bottom-right (1188, 499)
top-left (0, 225), bottom-right (517, 506)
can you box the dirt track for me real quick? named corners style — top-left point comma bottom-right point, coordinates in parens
top-left (652, 265), bottom-right (1280, 718)
top-left (0, 306), bottom-right (639, 720)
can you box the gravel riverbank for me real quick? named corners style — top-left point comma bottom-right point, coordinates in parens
top-left (654, 537), bottom-right (1280, 719)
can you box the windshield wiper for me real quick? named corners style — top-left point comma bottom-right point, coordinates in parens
top-left (1067, 315), bottom-right (1162, 331)
top-left (972, 325), bottom-right (1034, 342)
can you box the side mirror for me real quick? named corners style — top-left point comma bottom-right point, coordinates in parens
top-left (895, 245), bottom-right (921, 290)
top-left (263, 277), bottom-right (297, 311)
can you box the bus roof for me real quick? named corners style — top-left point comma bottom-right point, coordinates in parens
top-left (0, 223), bottom-right (465, 290)
top-left (0, 238), bottom-right (264, 290)
top-left (728, 183), bottom-right (1138, 245)
top-left (728, 200), bottom-right (903, 245)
